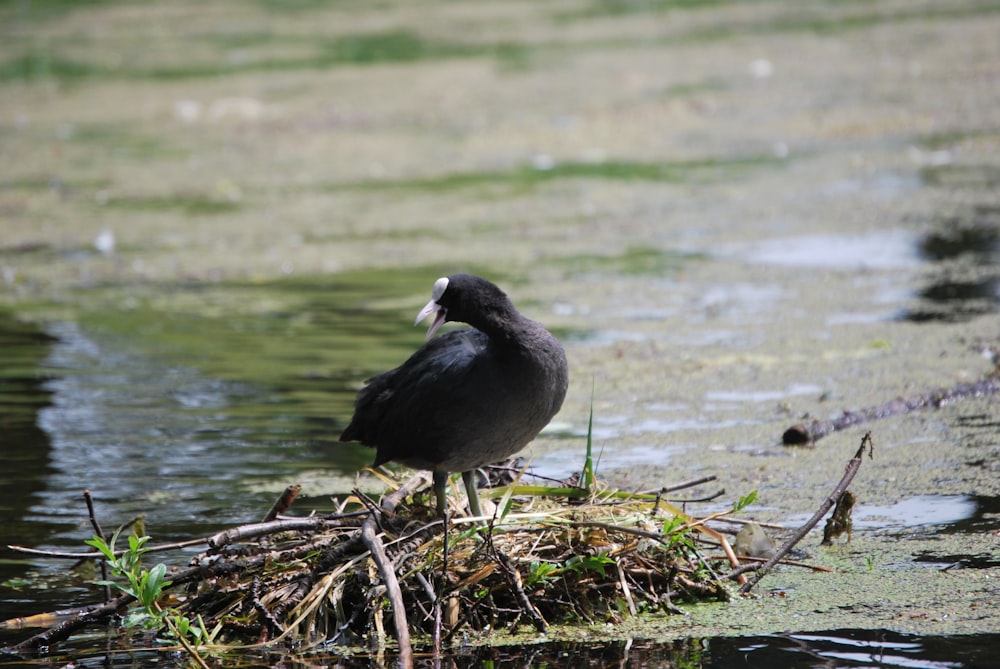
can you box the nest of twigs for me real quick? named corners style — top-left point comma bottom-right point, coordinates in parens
top-left (9, 434), bottom-right (875, 661)
top-left (172, 469), bottom-right (752, 649)
top-left (189, 478), bottom-right (727, 643)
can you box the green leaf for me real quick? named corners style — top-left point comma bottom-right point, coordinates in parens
top-left (93, 579), bottom-right (135, 597)
top-left (580, 378), bottom-right (596, 492)
top-left (565, 554), bottom-right (616, 577)
top-left (122, 610), bottom-right (152, 629)
top-left (526, 560), bottom-right (559, 586)
top-left (733, 490), bottom-right (758, 512)
top-left (140, 563), bottom-right (170, 606)
top-left (173, 614), bottom-right (192, 639)
top-left (127, 533), bottom-right (150, 556)
top-left (84, 535), bottom-right (116, 561)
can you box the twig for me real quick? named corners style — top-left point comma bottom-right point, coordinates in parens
top-left (718, 518), bottom-right (786, 530)
top-left (414, 572), bottom-right (441, 656)
top-left (358, 472), bottom-right (429, 669)
top-left (7, 540), bottom-right (192, 560)
top-left (361, 522), bottom-right (408, 662)
top-left (208, 517), bottom-right (362, 550)
top-left (736, 432), bottom-right (874, 593)
top-left (647, 475), bottom-right (719, 494)
top-left (669, 488), bottom-right (727, 504)
top-left (720, 555), bottom-right (834, 574)
top-left (82, 490), bottom-right (111, 603)
top-left (262, 484), bottom-right (302, 522)
top-left (251, 575), bottom-right (284, 638)
top-left (8, 537), bottom-right (206, 560)
top-left (616, 563), bottom-right (637, 616)
top-left (153, 602), bottom-right (211, 669)
top-left (12, 593), bottom-right (133, 651)
top-left (493, 549), bottom-right (547, 633)
top-left (6, 515), bottom-right (365, 560)
top-left (783, 377), bottom-right (999, 445)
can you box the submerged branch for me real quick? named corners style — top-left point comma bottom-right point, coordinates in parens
top-left (783, 376), bottom-right (1000, 446)
top-left (12, 593), bottom-right (134, 652)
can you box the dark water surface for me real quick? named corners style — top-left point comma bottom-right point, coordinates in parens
top-left (3, 627), bottom-right (998, 668)
top-left (0, 285), bottom-right (390, 626)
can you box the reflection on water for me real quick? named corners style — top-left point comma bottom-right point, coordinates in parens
top-left (0, 312), bottom-right (60, 613)
top-left (738, 229), bottom-right (922, 271)
top-left (0, 279), bottom-right (433, 625)
top-left (786, 494), bottom-right (981, 535)
top-left (731, 212), bottom-right (1000, 324)
top-left (851, 494), bottom-right (977, 530)
top-left (483, 630), bottom-right (997, 669)
top-left (8, 628), bottom-right (993, 668)
top-left (35, 321), bottom-right (308, 536)
top-left (904, 202), bottom-right (1000, 322)
top-left (747, 629), bottom-right (998, 669)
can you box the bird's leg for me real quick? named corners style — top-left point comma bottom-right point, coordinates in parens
top-left (432, 468), bottom-right (449, 517)
top-left (433, 468), bottom-right (452, 581)
top-left (462, 470), bottom-right (483, 518)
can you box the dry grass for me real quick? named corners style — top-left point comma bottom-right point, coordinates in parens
top-left (171, 470), bottom-right (751, 650)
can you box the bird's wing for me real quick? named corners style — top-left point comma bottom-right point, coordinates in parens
top-left (339, 328), bottom-right (490, 446)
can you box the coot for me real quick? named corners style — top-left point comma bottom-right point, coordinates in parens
top-left (340, 274), bottom-right (569, 516)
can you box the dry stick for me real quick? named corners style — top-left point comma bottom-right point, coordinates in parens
top-left (783, 376), bottom-right (999, 446)
top-left (251, 575), bottom-right (284, 638)
top-left (615, 563), bottom-right (637, 616)
top-left (82, 490), bottom-right (111, 603)
top-left (712, 554), bottom-right (834, 573)
top-left (735, 432), bottom-right (874, 594)
top-left (11, 593), bottom-right (133, 652)
top-left (671, 488), bottom-right (727, 504)
top-left (7, 511), bottom-right (368, 560)
top-left (481, 515), bottom-right (547, 634)
top-left (650, 475), bottom-right (719, 495)
top-left (262, 484), bottom-right (302, 523)
top-left (208, 516), bottom-right (363, 550)
top-left (7, 514), bottom-right (365, 561)
top-left (9, 537), bottom-right (206, 560)
top-left (721, 518), bottom-right (786, 530)
top-left (82, 490), bottom-right (105, 540)
top-left (151, 601), bottom-right (212, 669)
top-left (493, 549), bottom-right (547, 633)
top-left (361, 531), bottom-right (408, 662)
top-left (415, 572), bottom-right (442, 657)
top-left (359, 472), bottom-right (430, 669)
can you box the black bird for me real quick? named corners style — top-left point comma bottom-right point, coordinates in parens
top-left (340, 274), bottom-right (569, 516)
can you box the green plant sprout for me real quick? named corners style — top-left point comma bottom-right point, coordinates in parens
top-left (85, 529), bottom-right (222, 665)
top-left (85, 529), bottom-right (170, 629)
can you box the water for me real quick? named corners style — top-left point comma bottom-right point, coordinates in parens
top-left (1, 223), bottom-right (997, 660)
top-left (0, 291), bottom-right (390, 627)
top-left (4, 628), bottom-right (997, 668)
top-left (3, 0), bottom-right (1000, 660)
top-left (1, 268), bottom-right (997, 664)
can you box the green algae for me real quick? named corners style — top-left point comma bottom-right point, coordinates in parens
top-left (333, 156), bottom-right (785, 195)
